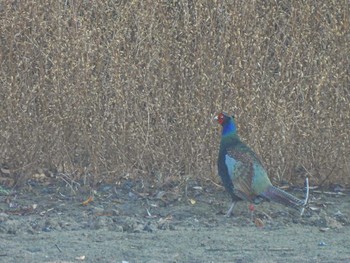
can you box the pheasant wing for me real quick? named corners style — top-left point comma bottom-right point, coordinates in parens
top-left (225, 148), bottom-right (257, 201)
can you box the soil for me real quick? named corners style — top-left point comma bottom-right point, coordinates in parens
top-left (0, 180), bottom-right (349, 263)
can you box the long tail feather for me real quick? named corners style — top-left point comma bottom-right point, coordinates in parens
top-left (261, 185), bottom-right (305, 208)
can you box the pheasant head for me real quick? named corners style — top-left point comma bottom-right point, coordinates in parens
top-left (214, 112), bottom-right (237, 136)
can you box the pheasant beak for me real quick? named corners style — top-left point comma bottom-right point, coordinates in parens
top-left (213, 116), bottom-right (218, 121)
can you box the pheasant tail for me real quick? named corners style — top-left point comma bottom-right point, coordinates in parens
top-left (262, 185), bottom-right (304, 208)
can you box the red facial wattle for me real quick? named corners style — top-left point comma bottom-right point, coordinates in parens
top-left (217, 113), bottom-right (225, 125)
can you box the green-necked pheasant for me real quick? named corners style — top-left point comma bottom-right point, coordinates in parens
top-left (215, 112), bottom-right (306, 216)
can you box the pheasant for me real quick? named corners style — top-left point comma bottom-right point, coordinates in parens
top-left (214, 112), bottom-right (306, 216)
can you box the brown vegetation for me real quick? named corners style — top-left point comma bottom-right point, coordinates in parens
top-left (1, 1), bottom-right (349, 187)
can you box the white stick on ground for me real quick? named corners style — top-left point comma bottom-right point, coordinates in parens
top-left (300, 177), bottom-right (309, 216)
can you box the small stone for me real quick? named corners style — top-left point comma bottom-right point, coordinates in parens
top-left (0, 212), bottom-right (9, 222)
top-left (319, 227), bottom-right (330, 232)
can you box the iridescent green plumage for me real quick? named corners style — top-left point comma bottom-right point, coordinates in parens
top-left (216, 112), bottom-right (304, 215)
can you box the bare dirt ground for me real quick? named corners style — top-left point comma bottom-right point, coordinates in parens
top-left (0, 180), bottom-right (349, 263)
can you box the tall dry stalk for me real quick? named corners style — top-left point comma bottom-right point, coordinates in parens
top-left (1, 1), bottom-right (349, 187)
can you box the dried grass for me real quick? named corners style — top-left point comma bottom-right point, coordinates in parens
top-left (1, 1), bottom-right (349, 187)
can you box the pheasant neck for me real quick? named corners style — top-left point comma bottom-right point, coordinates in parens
top-left (222, 120), bottom-right (237, 137)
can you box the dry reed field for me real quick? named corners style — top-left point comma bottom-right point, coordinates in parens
top-left (1, 1), bottom-right (349, 188)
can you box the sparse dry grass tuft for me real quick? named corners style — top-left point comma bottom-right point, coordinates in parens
top-left (1, 1), bottom-right (349, 187)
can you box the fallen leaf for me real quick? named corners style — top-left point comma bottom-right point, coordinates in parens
top-left (32, 173), bottom-right (47, 181)
top-left (75, 255), bottom-right (85, 260)
top-left (319, 227), bottom-right (330, 232)
top-left (158, 215), bottom-right (173, 224)
top-left (189, 199), bottom-right (196, 205)
top-left (254, 218), bottom-right (264, 228)
top-left (82, 196), bottom-right (94, 206)
top-left (309, 206), bottom-right (320, 211)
